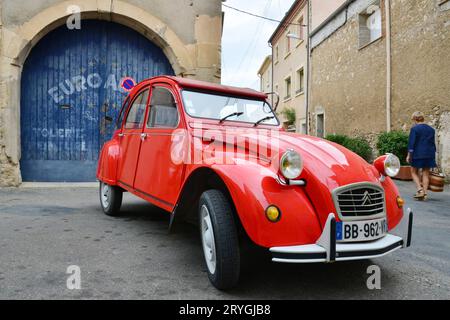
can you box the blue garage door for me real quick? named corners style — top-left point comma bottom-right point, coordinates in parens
top-left (20, 20), bottom-right (174, 182)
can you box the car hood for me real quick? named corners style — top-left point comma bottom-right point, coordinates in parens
top-left (193, 125), bottom-right (382, 227)
top-left (237, 130), bottom-right (382, 227)
top-left (274, 132), bottom-right (380, 186)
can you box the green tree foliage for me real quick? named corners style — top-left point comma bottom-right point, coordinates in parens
top-left (325, 134), bottom-right (373, 162)
top-left (376, 131), bottom-right (409, 165)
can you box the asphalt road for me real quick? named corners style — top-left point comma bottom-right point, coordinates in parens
top-left (0, 181), bottom-right (449, 299)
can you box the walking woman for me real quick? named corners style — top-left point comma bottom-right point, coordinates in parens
top-left (406, 111), bottom-right (437, 200)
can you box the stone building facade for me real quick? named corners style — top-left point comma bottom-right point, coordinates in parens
top-left (309, 0), bottom-right (450, 176)
top-left (0, 0), bottom-right (223, 186)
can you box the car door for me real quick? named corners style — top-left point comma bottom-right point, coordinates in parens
top-left (117, 87), bottom-right (150, 188)
top-left (133, 85), bottom-right (185, 209)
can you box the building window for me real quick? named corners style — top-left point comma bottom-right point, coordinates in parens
top-left (296, 68), bottom-right (304, 94)
top-left (316, 113), bottom-right (325, 138)
top-left (275, 45), bottom-right (279, 62)
top-left (359, 1), bottom-right (382, 48)
top-left (285, 31), bottom-right (291, 55)
top-left (284, 77), bottom-right (291, 100)
top-left (297, 16), bottom-right (304, 41)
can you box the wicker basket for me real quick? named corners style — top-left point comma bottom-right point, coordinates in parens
top-left (429, 169), bottom-right (445, 192)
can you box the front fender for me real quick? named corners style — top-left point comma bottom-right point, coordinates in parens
top-left (211, 161), bottom-right (322, 248)
top-left (96, 137), bottom-right (120, 185)
top-left (381, 176), bottom-right (404, 230)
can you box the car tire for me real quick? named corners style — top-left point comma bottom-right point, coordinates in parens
top-left (199, 189), bottom-right (240, 290)
top-left (99, 181), bottom-right (123, 216)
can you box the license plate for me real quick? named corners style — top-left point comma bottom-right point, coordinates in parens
top-left (336, 218), bottom-right (387, 242)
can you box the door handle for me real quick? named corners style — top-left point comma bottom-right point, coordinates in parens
top-left (140, 133), bottom-right (147, 141)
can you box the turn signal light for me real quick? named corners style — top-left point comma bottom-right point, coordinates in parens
top-left (265, 205), bottom-right (281, 223)
top-left (396, 196), bottom-right (405, 208)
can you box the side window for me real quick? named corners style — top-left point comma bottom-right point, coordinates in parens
top-left (147, 87), bottom-right (179, 128)
top-left (125, 89), bottom-right (149, 129)
top-left (116, 96), bottom-right (130, 129)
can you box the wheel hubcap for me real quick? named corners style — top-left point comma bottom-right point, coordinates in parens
top-left (101, 183), bottom-right (110, 208)
top-left (201, 205), bottom-right (216, 274)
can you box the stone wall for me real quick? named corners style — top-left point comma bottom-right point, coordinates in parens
top-left (390, 0), bottom-right (450, 177)
top-left (310, 0), bottom-right (450, 178)
top-left (0, 0), bottom-right (222, 186)
top-left (310, 0), bottom-right (387, 137)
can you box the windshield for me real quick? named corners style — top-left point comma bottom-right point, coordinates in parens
top-left (181, 90), bottom-right (279, 125)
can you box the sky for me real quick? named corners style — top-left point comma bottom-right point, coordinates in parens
top-left (221, 0), bottom-right (296, 90)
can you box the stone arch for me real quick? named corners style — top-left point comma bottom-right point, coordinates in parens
top-left (0, 0), bottom-right (196, 185)
top-left (8, 0), bottom-right (194, 75)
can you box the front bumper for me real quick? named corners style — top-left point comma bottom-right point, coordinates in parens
top-left (270, 209), bottom-right (413, 263)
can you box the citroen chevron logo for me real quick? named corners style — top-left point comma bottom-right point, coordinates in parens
top-left (361, 191), bottom-right (373, 206)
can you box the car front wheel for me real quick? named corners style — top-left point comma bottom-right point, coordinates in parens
top-left (99, 181), bottom-right (123, 216)
top-left (199, 190), bottom-right (240, 290)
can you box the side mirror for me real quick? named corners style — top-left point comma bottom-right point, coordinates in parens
top-left (265, 92), bottom-right (280, 111)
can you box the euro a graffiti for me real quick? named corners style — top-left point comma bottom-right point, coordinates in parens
top-left (48, 73), bottom-right (125, 103)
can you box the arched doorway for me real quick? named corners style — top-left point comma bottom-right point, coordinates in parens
top-left (20, 20), bottom-right (174, 182)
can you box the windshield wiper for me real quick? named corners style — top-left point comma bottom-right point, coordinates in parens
top-left (254, 116), bottom-right (275, 126)
top-left (219, 112), bottom-right (244, 123)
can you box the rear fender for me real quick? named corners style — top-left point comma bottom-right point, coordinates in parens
top-left (96, 138), bottom-right (120, 185)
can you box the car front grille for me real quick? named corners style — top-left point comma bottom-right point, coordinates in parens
top-left (332, 183), bottom-right (386, 220)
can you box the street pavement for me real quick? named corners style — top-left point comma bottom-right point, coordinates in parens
top-left (0, 180), bottom-right (449, 299)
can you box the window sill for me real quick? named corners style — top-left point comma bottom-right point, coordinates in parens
top-left (358, 35), bottom-right (382, 50)
top-left (284, 51), bottom-right (291, 59)
top-left (283, 96), bottom-right (292, 102)
top-left (439, 0), bottom-right (450, 11)
top-left (295, 39), bottom-right (305, 48)
top-left (295, 90), bottom-right (305, 97)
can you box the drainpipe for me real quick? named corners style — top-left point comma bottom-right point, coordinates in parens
top-left (385, 0), bottom-right (392, 132)
top-left (269, 42), bottom-right (274, 107)
top-left (306, 0), bottom-right (311, 135)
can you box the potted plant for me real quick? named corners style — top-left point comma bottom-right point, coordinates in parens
top-left (376, 131), bottom-right (411, 180)
top-left (279, 107), bottom-right (296, 132)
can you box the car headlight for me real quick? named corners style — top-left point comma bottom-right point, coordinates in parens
top-left (280, 150), bottom-right (303, 180)
top-left (384, 153), bottom-right (400, 177)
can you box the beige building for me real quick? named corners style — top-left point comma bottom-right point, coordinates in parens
top-left (309, 0), bottom-right (450, 177)
top-left (310, 0), bottom-right (347, 30)
top-left (258, 55), bottom-right (272, 94)
top-left (269, 0), bottom-right (309, 133)
top-left (0, 0), bottom-right (223, 186)
top-left (266, 0), bottom-right (345, 133)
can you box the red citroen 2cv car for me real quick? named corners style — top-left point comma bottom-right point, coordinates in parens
top-left (97, 76), bottom-right (413, 289)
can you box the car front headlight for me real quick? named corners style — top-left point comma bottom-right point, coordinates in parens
top-left (384, 153), bottom-right (401, 177)
top-left (280, 150), bottom-right (303, 180)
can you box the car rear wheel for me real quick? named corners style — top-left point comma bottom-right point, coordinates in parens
top-left (199, 190), bottom-right (240, 290)
top-left (99, 181), bottom-right (123, 216)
